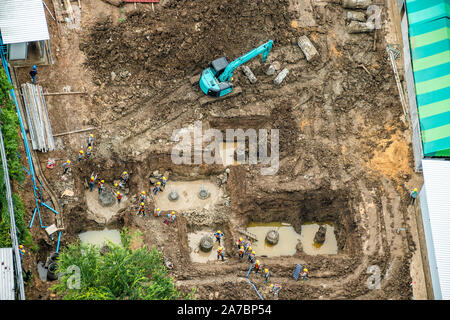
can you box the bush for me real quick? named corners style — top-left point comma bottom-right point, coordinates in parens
top-left (0, 67), bottom-right (31, 246)
top-left (52, 230), bottom-right (194, 300)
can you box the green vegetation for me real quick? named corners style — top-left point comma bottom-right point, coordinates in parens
top-left (0, 68), bottom-right (32, 247)
top-left (52, 229), bottom-right (194, 300)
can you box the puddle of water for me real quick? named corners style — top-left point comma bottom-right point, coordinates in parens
top-left (219, 142), bottom-right (240, 166)
top-left (300, 224), bottom-right (338, 256)
top-left (246, 222), bottom-right (301, 257)
top-left (246, 222), bottom-right (338, 257)
top-left (155, 180), bottom-right (222, 211)
top-left (187, 230), bottom-right (225, 263)
top-left (78, 228), bottom-right (122, 247)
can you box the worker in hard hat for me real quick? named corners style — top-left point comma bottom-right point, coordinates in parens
top-left (88, 134), bottom-right (95, 147)
top-left (139, 191), bottom-right (147, 203)
top-left (236, 237), bottom-right (244, 250)
top-left (121, 171), bottom-right (129, 183)
top-left (254, 260), bottom-right (261, 273)
top-left (89, 175), bottom-right (96, 191)
top-left (97, 180), bottom-right (104, 194)
top-left (138, 202), bottom-right (145, 216)
top-left (78, 150), bottom-right (84, 161)
top-left (238, 245), bottom-right (245, 260)
top-left (29, 65), bottom-right (38, 84)
top-left (249, 250), bottom-right (256, 263)
top-left (243, 241), bottom-right (250, 254)
top-left (154, 207), bottom-right (161, 217)
top-left (116, 191), bottom-right (122, 205)
top-left (161, 176), bottom-right (167, 188)
top-left (410, 188), bottom-right (418, 205)
top-left (19, 245), bottom-right (26, 261)
top-left (86, 146), bottom-right (92, 159)
top-left (215, 230), bottom-right (224, 245)
top-left (301, 267), bottom-right (309, 282)
top-left (270, 283), bottom-right (282, 296)
top-left (263, 268), bottom-right (270, 283)
top-left (153, 181), bottom-right (161, 195)
top-left (62, 160), bottom-right (71, 175)
top-left (167, 211), bottom-right (176, 224)
top-left (217, 246), bottom-right (224, 261)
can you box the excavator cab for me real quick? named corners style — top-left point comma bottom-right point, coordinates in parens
top-left (200, 57), bottom-right (233, 97)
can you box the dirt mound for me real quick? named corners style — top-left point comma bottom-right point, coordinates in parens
top-left (80, 0), bottom-right (296, 86)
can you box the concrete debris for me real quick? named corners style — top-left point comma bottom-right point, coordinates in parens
top-left (346, 11), bottom-right (366, 22)
top-left (242, 66), bottom-right (257, 84)
top-left (111, 71), bottom-right (116, 81)
top-left (342, 0), bottom-right (372, 9)
top-left (347, 20), bottom-right (375, 33)
top-left (61, 189), bottom-right (74, 197)
top-left (274, 68), bottom-right (289, 85)
top-left (266, 65), bottom-right (276, 76)
top-left (297, 36), bottom-right (319, 62)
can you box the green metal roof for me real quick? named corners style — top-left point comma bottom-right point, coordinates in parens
top-left (406, 0), bottom-right (450, 157)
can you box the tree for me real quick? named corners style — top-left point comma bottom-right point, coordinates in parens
top-left (52, 230), bottom-right (194, 300)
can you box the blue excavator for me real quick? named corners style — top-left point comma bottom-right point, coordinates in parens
top-left (192, 40), bottom-right (273, 103)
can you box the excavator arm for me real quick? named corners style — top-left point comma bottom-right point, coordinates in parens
top-left (218, 40), bottom-right (273, 82)
top-left (199, 40), bottom-right (273, 98)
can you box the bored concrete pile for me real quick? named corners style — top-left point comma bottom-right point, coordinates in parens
top-left (314, 225), bottom-right (327, 245)
top-left (346, 11), bottom-right (366, 22)
top-left (265, 230), bottom-right (280, 245)
top-left (342, 0), bottom-right (372, 9)
top-left (242, 66), bottom-right (257, 83)
top-left (297, 36), bottom-right (318, 62)
top-left (98, 191), bottom-right (116, 207)
top-left (274, 68), bottom-right (289, 85)
top-left (200, 235), bottom-right (214, 252)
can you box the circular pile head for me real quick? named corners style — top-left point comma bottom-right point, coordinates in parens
top-left (168, 190), bottom-right (179, 201)
top-left (199, 235), bottom-right (214, 252)
top-left (98, 191), bottom-right (116, 207)
top-left (198, 184), bottom-right (210, 200)
top-left (265, 229), bottom-right (280, 245)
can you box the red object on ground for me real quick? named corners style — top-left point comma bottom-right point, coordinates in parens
top-left (124, 0), bottom-right (159, 2)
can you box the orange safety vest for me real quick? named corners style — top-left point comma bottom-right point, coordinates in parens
top-left (238, 248), bottom-right (244, 254)
top-left (117, 194), bottom-right (122, 200)
top-left (98, 182), bottom-right (103, 188)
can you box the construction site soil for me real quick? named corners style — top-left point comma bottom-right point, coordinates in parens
top-left (15, 0), bottom-right (426, 300)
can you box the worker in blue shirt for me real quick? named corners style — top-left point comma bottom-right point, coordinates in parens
top-left (29, 65), bottom-right (37, 84)
top-left (215, 230), bottom-right (224, 245)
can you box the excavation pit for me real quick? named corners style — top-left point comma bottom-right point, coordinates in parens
top-left (300, 224), bottom-right (338, 256)
top-left (85, 189), bottom-right (128, 224)
top-left (188, 230), bottom-right (226, 263)
top-left (154, 180), bottom-right (223, 211)
top-left (246, 222), bottom-right (301, 257)
top-left (78, 228), bottom-right (122, 247)
top-left (218, 142), bottom-right (242, 166)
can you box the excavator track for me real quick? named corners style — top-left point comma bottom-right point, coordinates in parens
top-left (189, 74), bottom-right (242, 106)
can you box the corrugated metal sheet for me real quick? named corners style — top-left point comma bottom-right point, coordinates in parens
top-left (401, 11), bottom-right (423, 171)
top-left (0, 0), bottom-right (49, 44)
top-left (0, 248), bottom-right (15, 300)
top-left (405, 0), bottom-right (450, 157)
top-left (421, 159), bottom-right (450, 300)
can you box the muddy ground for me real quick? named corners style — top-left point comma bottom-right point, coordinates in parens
top-left (14, 0), bottom-right (427, 300)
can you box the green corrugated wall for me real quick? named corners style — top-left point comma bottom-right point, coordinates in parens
top-left (406, 0), bottom-right (450, 157)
